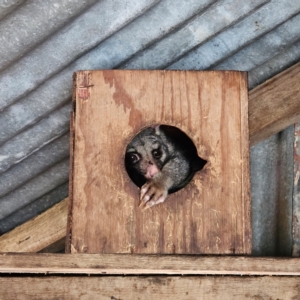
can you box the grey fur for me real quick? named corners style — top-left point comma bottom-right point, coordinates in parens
top-left (125, 125), bottom-right (206, 208)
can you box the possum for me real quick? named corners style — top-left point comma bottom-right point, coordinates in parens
top-left (125, 125), bottom-right (207, 209)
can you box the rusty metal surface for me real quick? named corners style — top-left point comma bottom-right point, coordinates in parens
top-left (0, 0), bottom-right (299, 255)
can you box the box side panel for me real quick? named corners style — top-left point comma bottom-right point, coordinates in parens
top-left (70, 70), bottom-right (250, 254)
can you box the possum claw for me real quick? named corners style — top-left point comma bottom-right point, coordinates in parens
top-left (139, 181), bottom-right (168, 208)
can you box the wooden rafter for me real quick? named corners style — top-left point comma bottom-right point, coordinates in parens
top-left (249, 61), bottom-right (300, 145)
top-left (0, 199), bottom-right (68, 252)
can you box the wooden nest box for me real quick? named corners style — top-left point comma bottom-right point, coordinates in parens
top-left (68, 70), bottom-right (251, 255)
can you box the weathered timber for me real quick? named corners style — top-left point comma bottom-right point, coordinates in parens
top-left (1, 253), bottom-right (300, 275)
top-left (70, 70), bottom-right (251, 254)
top-left (0, 276), bottom-right (299, 299)
top-left (0, 199), bottom-right (68, 252)
top-left (249, 61), bottom-right (300, 145)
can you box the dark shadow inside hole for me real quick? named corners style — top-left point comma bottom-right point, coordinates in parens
top-left (125, 124), bottom-right (207, 194)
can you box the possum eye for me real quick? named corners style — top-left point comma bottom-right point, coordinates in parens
top-left (128, 153), bottom-right (140, 164)
top-left (152, 148), bottom-right (162, 159)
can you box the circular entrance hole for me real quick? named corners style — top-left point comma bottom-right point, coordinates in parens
top-left (125, 124), bottom-right (207, 194)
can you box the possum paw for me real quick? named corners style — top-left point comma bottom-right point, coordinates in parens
top-left (139, 181), bottom-right (168, 209)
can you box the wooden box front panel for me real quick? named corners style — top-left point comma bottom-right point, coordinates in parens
top-left (69, 70), bottom-right (251, 254)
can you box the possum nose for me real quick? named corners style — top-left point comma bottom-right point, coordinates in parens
top-left (145, 163), bottom-right (159, 179)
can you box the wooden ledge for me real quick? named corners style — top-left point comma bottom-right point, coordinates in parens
top-left (1, 253), bottom-right (300, 276)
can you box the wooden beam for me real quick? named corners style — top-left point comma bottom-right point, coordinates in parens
top-left (1, 253), bottom-right (300, 275)
top-left (1, 63), bottom-right (300, 253)
top-left (1, 253), bottom-right (300, 299)
top-left (249, 61), bottom-right (300, 145)
top-left (0, 199), bottom-right (68, 252)
top-left (0, 276), bottom-right (299, 299)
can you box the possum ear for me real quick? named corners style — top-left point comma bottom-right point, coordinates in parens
top-left (152, 124), bottom-right (161, 135)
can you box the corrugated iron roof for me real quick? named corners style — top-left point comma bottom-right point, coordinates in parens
top-left (0, 0), bottom-right (299, 255)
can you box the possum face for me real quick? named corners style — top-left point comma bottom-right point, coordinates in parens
top-left (125, 125), bottom-right (207, 201)
top-left (125, 127), bottom-right (169, 187)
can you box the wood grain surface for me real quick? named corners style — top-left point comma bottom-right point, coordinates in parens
top-left (0, 276), bottom-right (298, 299)
top-left (0, 199), bottom-right (68, 253)
top-left (249, 61), bottom-right (300, 145)
top-left (70, 70), bottom-right (251, 254)
top-left (1, 253), bottom-right (300, 275)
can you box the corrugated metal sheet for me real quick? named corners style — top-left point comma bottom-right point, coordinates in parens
top-left (293, 124), bottom-right (300, 256)
top-left (0, 0), bottom-right (299, 255)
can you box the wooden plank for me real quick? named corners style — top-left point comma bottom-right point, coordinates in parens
top-left (0, 276), bottom-right (299, 299)
top-left (70, 70), bottom-right (251, 254)
top-left (249, 61), bottom-right (300, 145)
top-left (1, 253), bottom-right (300, 275)
top-left (0, 199), bottom-right (68, 253)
